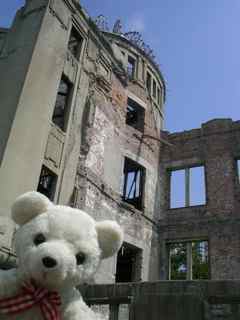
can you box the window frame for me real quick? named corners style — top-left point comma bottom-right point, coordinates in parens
top-left (169, 164), bottom-right (207, 209)
top-left (236, 159), bottom-right (240, 183)
top-left (68, 26), bottom-right (83, 60)
top-left (153, 79), bottom-right (157, 99)
top-left (52, 75), bottom-right (72, 132)
top-left (146, 68), bottom-right (163, 107)
top-left (122, 157), bottom-right (146, 211)
top-left (146, 72), bottom-right (152, 94)
top-left (167, 239), bottom-right (210, 280)
top-left (157, 86), bottom-right (161, 105)
top-left (37, 165), bottom-right (57, 201)
top-left (126, 97), bottom-right (145, 133)
top-left (115, 242), bottom-right (143, 283)
top-left (127, 55), bottom-right (136, 80)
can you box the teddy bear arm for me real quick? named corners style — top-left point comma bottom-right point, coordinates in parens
top-left (61, 288), bottom-right (104, 320)
top-left (62, 298), bottom-right (101, 320)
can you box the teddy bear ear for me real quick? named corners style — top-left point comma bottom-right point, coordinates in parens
top-left (11, 191), bottom-right (52, 225)
top-left (96, 221), bottom-right (123, 259)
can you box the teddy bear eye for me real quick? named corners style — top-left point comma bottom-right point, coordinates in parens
top-left (76, 252), bottom-right (86, 265)
top-left (34, 233), bottom-right (46, 246)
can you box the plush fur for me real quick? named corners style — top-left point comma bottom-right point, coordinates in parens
top-left (0, 192), bottom-right (123, 320)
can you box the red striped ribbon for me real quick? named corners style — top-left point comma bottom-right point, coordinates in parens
top-left (0, 280), bottom-right (61, 320)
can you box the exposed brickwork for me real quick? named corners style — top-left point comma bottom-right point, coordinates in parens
top-left (67, 31), bottom-right (164, 282)
top-left (159, 119), bottom-right (240, 280)
top-left (75, 69), bottom-right (161, 281)
top-left (4, 0), bottom-right (239, 289)
top-left (0, 0), bottom-right (165, 280)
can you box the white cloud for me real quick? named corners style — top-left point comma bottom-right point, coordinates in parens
top-left (127, 14), bottom-right (145, 32)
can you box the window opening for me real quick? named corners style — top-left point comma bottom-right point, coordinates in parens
top-left (237, 160), bottom-right (240, 182)
top-left (68, 27), bottom-right (83, 59)
top-left (146, 72), bottom-right (151, 94)
top-left (168, 242), bottom-right (187, 280)
top-left (123, 158), bottom-right (145, 210)
top-left (127, 56), bottom-right (135, 79)
top-left (170, 166), bottom-right (206, 208)
top-left (157, 87), bottom-right (161, 105)
top-left (153, 79), bottom-right (157, 98)
top-left (37, 166), bottom-right (57, 200)
top-left (116, 242), bottom-right (142, 282)
top-left (168, 240), bottom-right (209, 280)
top-left (192, 241), bottom-right (209, 279)
top-left (126, 98), bottom-right (145, 132)
top-left (190, 166), bottom-right (206, 206)
top-left (52, 76), bottom-right (71, 131)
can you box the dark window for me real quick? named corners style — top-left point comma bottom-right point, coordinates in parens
top-left (146, 72), bottom-right (151, 94)
top-left (68, 27), bottom-right (83, 59)
top-left (52, 77), bottom-right (71, 131)
top-left (116, 242), bottom-right (142, 283)
top-left (126, 98), bottom-right (145, 132)
top-left (168, 240), bottom-right (209, 280)
top-left (123, 158), bottom-right (145, 210)
top-left (127, 56), bottom-right (135, 79)
top-left (153, 79), bottom-right (157, 98)
top-left (170, 166), bottom-right (206, 208)
top-left (37, 166), bottom-right (57, 200)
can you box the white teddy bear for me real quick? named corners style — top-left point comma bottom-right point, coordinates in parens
top-left (0, 191), bottom-right (123, 320)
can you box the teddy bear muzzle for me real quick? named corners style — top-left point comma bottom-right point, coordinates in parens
top-left (42, 256), bottom-right (58, 269)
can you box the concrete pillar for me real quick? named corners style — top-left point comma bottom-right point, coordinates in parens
top-left (0, 0), bottom-right (71, 247)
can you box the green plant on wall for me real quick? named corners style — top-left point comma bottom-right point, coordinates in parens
top-left (169, 243), bottom-right (187, 280)
top-left (192, 241), bottom-right (209, 280)
top-left (169, 241), bottom-right (209, 280)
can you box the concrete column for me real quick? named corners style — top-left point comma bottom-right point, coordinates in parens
top-left (0, 0), bottom-right (71, 246)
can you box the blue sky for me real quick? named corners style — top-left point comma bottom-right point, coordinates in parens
top-left (1, 1), bottom-right (240, 133)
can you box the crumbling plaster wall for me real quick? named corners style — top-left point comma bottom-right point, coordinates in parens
top-left (158, 119), bottom-right (240, 280)
top-left (0, 0), bottom-right (165, 282)
top-left (58, 26), bottom-right (127, 206)
top-left (69, 39), bottom-right (163, 282)
top-left (74, 82), bottom-right (161, 282)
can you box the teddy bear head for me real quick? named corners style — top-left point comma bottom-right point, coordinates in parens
top-left (11, 191), bottom-right (123, 290)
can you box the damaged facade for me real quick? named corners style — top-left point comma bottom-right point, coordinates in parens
top-left (159, 119), bottom-right (240, 280)
top-left (0, 0), bottom-right (164, 282)
top-left (0, 0), bottom-right (239, 287)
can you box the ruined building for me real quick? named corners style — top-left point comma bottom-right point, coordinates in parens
top-left (0, 0), bottom-right (240, 289)
top-left (159, 119), bottom-right (240, 280)
top-left (0, 0), bottom-right (165, 282)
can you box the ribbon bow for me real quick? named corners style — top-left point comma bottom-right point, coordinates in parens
top-left (0, 280), bottom-right (61, 320)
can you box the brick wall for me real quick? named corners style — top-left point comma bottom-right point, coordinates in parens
top-left (158, 119), bottom-right (240, 280)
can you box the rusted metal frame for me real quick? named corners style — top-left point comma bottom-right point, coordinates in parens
top-left (86, 296), bottom-right (132, 305)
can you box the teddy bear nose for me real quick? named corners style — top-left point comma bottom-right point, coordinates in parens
top-left (42, 256), bottom-right (57, 268)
